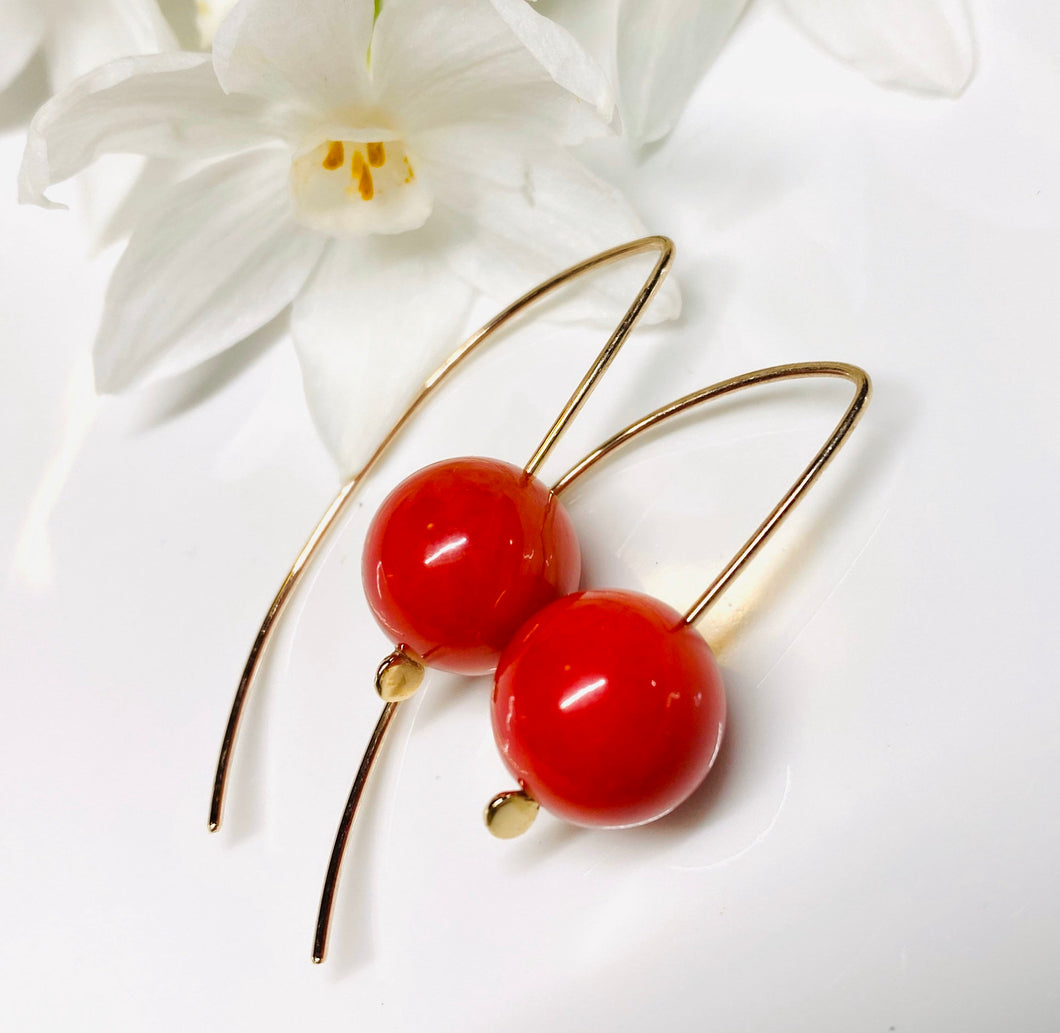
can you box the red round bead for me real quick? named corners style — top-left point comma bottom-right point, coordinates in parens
top-left (491, 589), bottom-right (726, 827)
top-left (362, 457), bottom-right (581, 675)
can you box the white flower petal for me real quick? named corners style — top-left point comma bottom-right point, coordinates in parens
top-left (43, 0), bottom-right (177, 88)
top-left (372, 0), bottom-right (606, 144)
top-left (192, 0), bottom-right (238, 47)
top-left (488, 0), bottom-right (614, 122)
top-left (95, 149), bottom-right (326, 391)
top-left (532, 0), bottom-right (619, 67)
top-left (291, 231), bottom-right (475, 473)
top-left (417, 129), bottom-right (680, 322)
top-left (0, 0), bottom-right (44, 93)
top-left (19, 52), bottom-right (274, 208)
top-left (616, 0), bottom-right (749, 145)
top-left (780, 0), bottom-right (975, 96)
top-left (212, 0), bottom-right (373, 112)
top-left (412, 123), bottom-right (531, 206)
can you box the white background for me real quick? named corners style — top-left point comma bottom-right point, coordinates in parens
top-left (2, 2), bottom-right (1058, 1030)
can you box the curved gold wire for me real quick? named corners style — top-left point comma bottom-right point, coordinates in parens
top-left (208, 236), bottom-right (673, 835)
top-left (481, 362), bottom-right (870, 836)
top-left (313, 361), bottom-right (869, 960)
top-left (550, 361), bottom-right (872, 624)
top-left (311, 700), bottom-right (397, 965)
top-left (308, 240), bottom-right (676, 963)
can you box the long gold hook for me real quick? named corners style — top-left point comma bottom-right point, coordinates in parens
top-left (311, 700), bottom-right (398, 965)
top-left (308, 239), bottom-right (675, 963)
top-left (482, 362), bottom-right (871, 837)
top-left (550, 361), bottom-right (871, 624)
top-left (208, 236), bottom-right (673, 836)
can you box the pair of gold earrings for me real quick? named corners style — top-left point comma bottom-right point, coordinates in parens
top-left (205, 236), bottom-right (871, 962)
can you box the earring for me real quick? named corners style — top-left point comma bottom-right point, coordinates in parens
top-left (331, 360), bottom-right (868, 960)
top-left (205, 237), bottom-right (871, 965)
top-left (356, 360), bottom-right (869, 836)
top-left (208, 236), bottom-right (675, 839)
top-left (484, 361), bottom-right (870, 835)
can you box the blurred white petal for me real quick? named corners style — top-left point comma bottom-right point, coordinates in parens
top-left (532, 0), bottom-right (619, 69)
top-left (212, 0), bottom-right (374, 111)
top-left (417, 127), bottom-right (680, 321)
top-left (193, 0), bottom-right (238, 47)
top-left (43, 0), bottom-right (177, 87)
top-left (373, 0), bottom-right (606, 143)
top-left (291, 231), bottom-right (474, 472)
top-left (488, 0), bottom-right (615, 122)
top-left (0, 1), bottom-right (44, 93)
top-left (11, 352), bottom-right (97, 593)
top-left (616, 0), bottom-right (749, 145)
top-left (780, 0), bottom-right (975, 96)
top-left (20, 53), bottom-right (273, 207)
top-left (95, 149), bottom-right (326, 391)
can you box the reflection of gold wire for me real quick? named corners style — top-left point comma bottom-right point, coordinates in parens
top-left (552, 362), bottom-right (871, 624)
top-left (208, 236), bottom-right (673, 836)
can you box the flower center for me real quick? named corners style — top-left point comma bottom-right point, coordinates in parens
top-left (291, 137), bottom-right (432, 238)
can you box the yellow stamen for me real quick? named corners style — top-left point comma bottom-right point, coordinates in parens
top-left (351, 151), bottom-right (374, 201)
top-left (366, 142), bottom-right (386, 168)
top-left (403, 155), bottom-right (415, 183)
top-left (321, 140), bottom-right (345, 171)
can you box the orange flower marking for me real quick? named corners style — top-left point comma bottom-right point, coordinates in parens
top-left (351, 150), bottom-right (374, 201)
top-left (366, 142), bottom-right (386, 168)
top-left (321, 140), bottom-right (345, 170)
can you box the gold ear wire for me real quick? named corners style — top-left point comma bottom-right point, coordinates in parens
top-left (550, 361), bottom-right (871, 625)
top-left (309, 239), bottom-right (676, 963)
top-left (481, 363), bottom-right (871, 835)
top-left (208, 236), bottom-right (674, 838)
top-left (208, 238), bottom-right (681, 964)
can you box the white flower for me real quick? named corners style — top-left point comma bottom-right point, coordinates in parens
top-left (21, 0), bottom-right (674, 471)
top-left (0, 0), bottom-right (177, 94)
top-left (518, 0), bottom-right (976, 145)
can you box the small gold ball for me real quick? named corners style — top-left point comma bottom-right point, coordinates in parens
top-left (375, 648), bottom-right (424, 702)
top-left (484, 790), bottom-right (539, 839)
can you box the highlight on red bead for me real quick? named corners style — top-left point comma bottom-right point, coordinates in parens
top-left (491, 589), bottom-right (726, 828)
top-left (362, 457), bottom-right (581, 675)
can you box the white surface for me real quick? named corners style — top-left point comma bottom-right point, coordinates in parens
top-left (2, 3), bottom-right (1059, 1030)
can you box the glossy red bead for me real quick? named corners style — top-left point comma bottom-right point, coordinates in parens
top-left (362, 457), bottom-right (581, 675)
top-left (491, 589), bottom-right (726, 827)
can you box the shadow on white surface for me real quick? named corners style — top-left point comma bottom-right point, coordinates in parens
top-left (0, 53), bottom-right (48, 132)
top-left (10, 352), bottom-right (97, 592)
top-left (132, 313), bottom-right (289, 430)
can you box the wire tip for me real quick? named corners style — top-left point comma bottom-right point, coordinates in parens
top-left (208, 819), bottom-right (220, 833)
